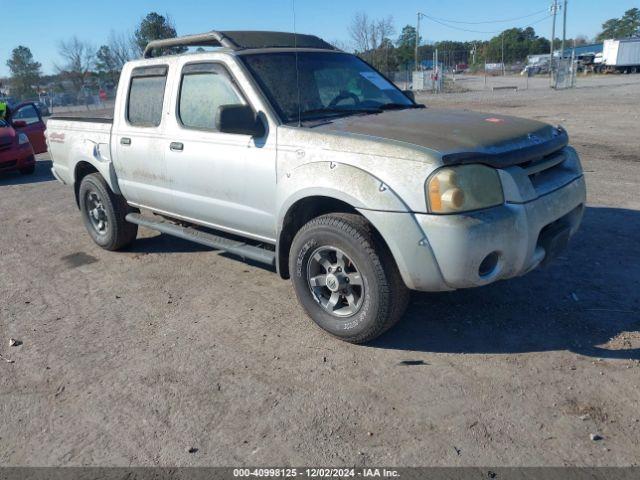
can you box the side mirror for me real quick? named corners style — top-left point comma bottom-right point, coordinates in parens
top-left (215, 104), bottom-right (265, 137)
top-left (402, 90), bottom-right (416, 102)
top-left (12, 120), bottom-right (27, 129)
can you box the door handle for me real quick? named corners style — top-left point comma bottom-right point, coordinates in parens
top-left (120, 137), bottom-right (131, 145)
top-left (170, 142), bottom-right (184, 152)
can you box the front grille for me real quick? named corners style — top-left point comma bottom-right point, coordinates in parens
top-left (520, 149), bottom-right (567, 176)
top-left (0, 160), bottom-right (17, 169)
top-left (0, 142), bottom-right (12, 152)
top-left (519, 147), bottom-right (578, 196)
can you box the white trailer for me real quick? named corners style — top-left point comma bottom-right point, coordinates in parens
top-left (601, 38), bottom-right (640, 73)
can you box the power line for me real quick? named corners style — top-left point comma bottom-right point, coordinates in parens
top-left (425, 9), bottom-right (549, 25)
top-left (424, 13), bottom-right (553, 35)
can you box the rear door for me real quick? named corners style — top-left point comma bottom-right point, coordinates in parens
top-left (11, 103), bottom-right (47, 153)
top-left (110, 65), bottom-right (174, 211)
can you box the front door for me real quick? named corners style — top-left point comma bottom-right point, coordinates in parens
top-left (164, 61), bottom-right (277, 242)
top-left (12, 103), bottom-right (46, 154)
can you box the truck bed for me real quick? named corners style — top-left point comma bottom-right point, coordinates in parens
top-left (49, 107), bottom-right (114, 123)
top-left (47, 116), bottom-right (114, 187)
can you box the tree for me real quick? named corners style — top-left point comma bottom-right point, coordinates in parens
top-left (95, 46), bottom-right (119, 85)
top-left (56, 37), bottom-right (95, 92)
top-left (349, 12), bottom-right (373, 55)
top-left (396, 25), bottom-right (420, 67)
top-left (481, 27), bottom-right (549, 65)
top-left (6, 46), bottom-right (42, 99)
top-left (133, 12), bottom-right (185, 57)
top-left (107, 30), bottom-right (135, 67)
top-left (348, 12), bottom-right (395, 72)
top-left (597, 8), bottom-right (640, 41)
top-left (431, 41), bottom-right (473, 68)
top-left (573, 35), bottom-right (590, 47)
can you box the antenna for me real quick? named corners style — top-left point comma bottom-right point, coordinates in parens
top-left (292, 0), bottom-right (302, 127)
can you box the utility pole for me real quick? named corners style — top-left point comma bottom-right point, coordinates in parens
top-left (550, 0), bottom-right (560, 81)
top-left (501, 33), bottom-right (505, 76)
top-left (435, 48), bottom-right (439, 92)
top-left (415, 12), bottom-right (425, 71)
top-left (560, 0), bottom-right (568, 62)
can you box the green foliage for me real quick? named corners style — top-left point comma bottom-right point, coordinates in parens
top-left (596, 8), bottom-right (640, 41)
top-left (6, 46), bottom-right (42, 99)
top-left (396, 25), bottom-right (420, 67)
top-left (480, 27), bottom-right (550, 64)
top-left (133, 12), bottom-right (186, 56)
top-left (370, 38), bottom-right (400, 75)
top-left (357, 17), bottom-right (554, 71)
top-left (95, 46), bottom-right (119, 84)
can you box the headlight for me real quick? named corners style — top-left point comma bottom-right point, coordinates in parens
top-left (18, 133), bottom-right (29, 145)
top-left (426, 164), bottom-right (504, 214)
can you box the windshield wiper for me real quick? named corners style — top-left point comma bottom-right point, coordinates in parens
top-left (298, 107), bottom-right (382, 119)
top-left (379, 103), bottom-right (421, 110)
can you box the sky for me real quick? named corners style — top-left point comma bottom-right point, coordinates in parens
top-left (1, 0), bottom-right (638, 77)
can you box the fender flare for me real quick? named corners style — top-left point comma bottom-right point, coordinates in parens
top-left (275, 161), bottom-right (411, 278)
top-left (276, 161), bottom-right (409, 232)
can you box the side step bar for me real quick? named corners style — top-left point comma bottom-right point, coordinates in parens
top-left (125, 213), bottom-right (276, 267)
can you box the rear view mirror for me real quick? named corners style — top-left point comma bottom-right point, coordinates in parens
top-left (12, 120), bottom-right (27, 129)
top-left (216, 104), bottom-right (265, 137)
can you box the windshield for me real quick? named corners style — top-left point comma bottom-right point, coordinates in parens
top-left (240, 52), bottom-right (414, 123)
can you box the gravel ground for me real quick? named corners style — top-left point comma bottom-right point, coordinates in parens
top-left (1, 75), bottom-right (639, 467)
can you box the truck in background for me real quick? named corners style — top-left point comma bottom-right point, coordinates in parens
top-left (597, 38), bottom-right (640, 74)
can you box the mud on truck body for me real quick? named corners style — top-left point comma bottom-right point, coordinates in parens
top-left (47, 31), bottom-right (586, 343)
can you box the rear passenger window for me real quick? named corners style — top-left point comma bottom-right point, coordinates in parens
top-left (127, 66), bottom-right (168, 127)
top-left (178, 63), bottom-right (245, 130)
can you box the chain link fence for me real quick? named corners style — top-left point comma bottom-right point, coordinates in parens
top-left (1, 81), bottom-right (117, 118)
top-left (553, 59), bottom-right (578, 90)
top-left (390, 59), bottom-right (580, 95)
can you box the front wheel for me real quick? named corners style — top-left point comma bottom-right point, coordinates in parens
top-left (78, 173), bottom-right (138, 251)
top-left (289, 213), bottom-right (409, 344)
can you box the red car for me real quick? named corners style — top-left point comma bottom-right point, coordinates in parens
top-left (0, 102), bottom-right (47, 175)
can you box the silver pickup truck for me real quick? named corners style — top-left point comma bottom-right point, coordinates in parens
top-left (47, 31), bottom-right (586, 343)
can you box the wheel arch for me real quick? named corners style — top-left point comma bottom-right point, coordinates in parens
top-left (72, 155), bottom-right (121, 207)
top-left (73, 161), bottom-right (99, 208)
top-left (276, 195), bottom-right (398, 280)
top-left (275, 161), bottom-right (410, 279)
top-left (68, 139), bottom-right (121, 208)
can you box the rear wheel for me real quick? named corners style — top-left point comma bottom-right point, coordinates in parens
top-left (289, 213), bottom-right (409, 344)
top-left (79, 173), bottom-right (138, 251)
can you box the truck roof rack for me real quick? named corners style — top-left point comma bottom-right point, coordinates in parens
top-left (144, 30), bottom-right (339, 58)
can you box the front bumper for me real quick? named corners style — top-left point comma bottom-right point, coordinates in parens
top-left (0, 144), bottom-right (35, 173)
top-left (361, 175), bottom-right (586, 292)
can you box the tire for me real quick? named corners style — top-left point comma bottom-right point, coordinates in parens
top-left (78, 173), bottom-right (138, 251)
top-left (19, 164), bottom-right (35, 175)
top-left (289, 213), bottom-right (409, 344)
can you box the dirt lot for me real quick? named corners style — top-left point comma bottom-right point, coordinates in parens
top-left (1, 75), bottom-right (639, 467)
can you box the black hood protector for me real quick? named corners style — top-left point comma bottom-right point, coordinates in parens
top-left (312, 108), bottom-right (569, 167)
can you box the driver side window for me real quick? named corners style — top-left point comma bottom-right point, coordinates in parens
top-left (178, 63), bottom-right (245, 131)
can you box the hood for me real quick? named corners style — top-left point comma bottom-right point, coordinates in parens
top-left (310, 108), bottom-right (568, 167)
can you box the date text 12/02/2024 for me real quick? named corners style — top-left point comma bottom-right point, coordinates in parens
top-left (233, 468), bottom-right (400, 478)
